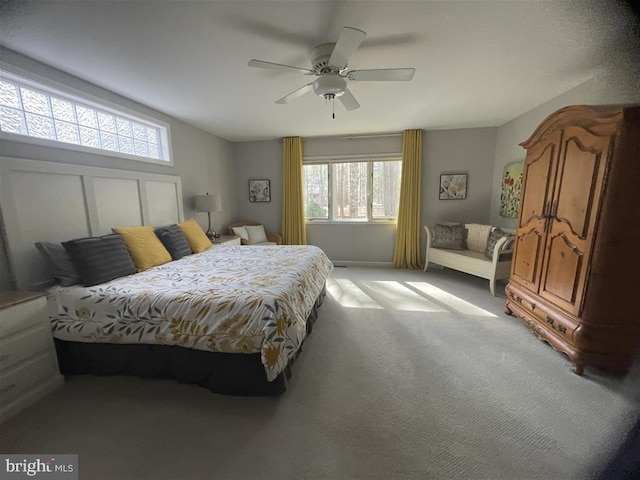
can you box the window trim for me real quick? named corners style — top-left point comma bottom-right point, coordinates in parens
top-left (303, 153), bottom-right (402, 224)
top-left (0, 63), bottom-right (174, 166)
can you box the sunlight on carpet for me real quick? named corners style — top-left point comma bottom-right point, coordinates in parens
top-left (327, 277), bottom-right (497, 316)
top-left (407, 281), bottom-right (497, 317)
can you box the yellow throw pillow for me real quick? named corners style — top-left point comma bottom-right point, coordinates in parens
top-left (178, 218), bottom-right (212, 253)
top-left (112, 225), bottom-right (172, 272)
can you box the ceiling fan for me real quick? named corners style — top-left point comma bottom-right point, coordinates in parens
top-left (248, 26), bottom-right (415, 116)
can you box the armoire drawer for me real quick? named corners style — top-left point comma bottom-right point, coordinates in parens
top-left (0, 325), bottom-right (55, 372)
top-left (507, 288), bottom-right (579, 344)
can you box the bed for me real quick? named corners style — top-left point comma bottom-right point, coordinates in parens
top-left (47, 244), bottom-right (333, 395)
top-left (1, 159), bottom-right (334, 395)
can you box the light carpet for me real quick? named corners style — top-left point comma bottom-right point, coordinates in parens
top-left (2, 266), bottom-right (638, 480)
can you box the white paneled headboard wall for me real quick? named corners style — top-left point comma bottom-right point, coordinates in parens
top-left (0, 157), bottom-right (184, 291)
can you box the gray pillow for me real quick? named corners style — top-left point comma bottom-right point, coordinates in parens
top-left (431, 224), bottom-right (467, 250)
top-left (485, 228), bottom-right (509, 259)
top-left (155, 224), bottom-right (192, 260)
top-left (35, 241), bottom-right (81, 286)
top-left (63, 234), bottom-right (137, 286)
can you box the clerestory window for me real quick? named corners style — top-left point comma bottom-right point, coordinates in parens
top-left (0, 71), bottom-right (172, 165)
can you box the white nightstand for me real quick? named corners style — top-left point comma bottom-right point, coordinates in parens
top-left (0, 291), bottom-right (64, 423)
top-left (211, 235), bottom-right (241, 246)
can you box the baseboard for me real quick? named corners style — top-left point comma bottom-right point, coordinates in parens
top-left (331, 261), bottom-right (393, 268)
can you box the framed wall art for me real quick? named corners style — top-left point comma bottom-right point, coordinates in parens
top-left (499, 161), bottom-right (524, 217)
top-left (249, 179), bottom-right (271, 202)
top-left (439, 173), bottom-right (467, 200)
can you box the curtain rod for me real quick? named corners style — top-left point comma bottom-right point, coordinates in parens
top-left (278, 131), bottom-right (413, 143)
top-left (304, 132), bottom-right (403, 141)
top-left (278, 130), bottom-right (426, 142)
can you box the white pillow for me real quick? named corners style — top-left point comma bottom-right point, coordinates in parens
top-left (244, 224), bottom-right (268, 244)
top-left (231, 226), bottom-right (249, 242)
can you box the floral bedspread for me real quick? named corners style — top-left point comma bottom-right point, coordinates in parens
top-left (47, 245), bottom-right (333, 381)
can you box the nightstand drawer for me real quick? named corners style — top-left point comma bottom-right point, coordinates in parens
top-left (0, 354), bottom-right (56, 407)
top-left (0, 325), bottom-right (54, 372)
top-left (0, 295), bottom-right (47, 338)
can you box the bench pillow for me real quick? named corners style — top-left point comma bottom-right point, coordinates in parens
top-left (485, 228), bottom-right (509, 259)
top-left (465, 223), bottom-right (493, 253)
top-left (432, 224), bottom-right (467, 250)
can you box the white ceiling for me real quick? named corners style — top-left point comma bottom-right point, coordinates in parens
top-left (0, 1), bottom-right (637, 142)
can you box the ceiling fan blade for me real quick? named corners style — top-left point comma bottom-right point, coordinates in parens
top-left (338, 88), bottom-right (360, 111)
top-left (348, 68), bottom-right (416, 81)
top-left (328, 26), bottom-right (366, 69)
top-left (275, 83), bottom-right (314, 104)
top-left (248, 59), bottom-right (314, 75)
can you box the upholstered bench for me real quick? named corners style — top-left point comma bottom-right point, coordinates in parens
top-left (424, 223), bottom-right (514, 296)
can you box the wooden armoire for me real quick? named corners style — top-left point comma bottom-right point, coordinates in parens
top-left (505, 104), bottom-right (640, 375)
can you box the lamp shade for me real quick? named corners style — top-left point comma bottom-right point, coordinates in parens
top-left (195, 193), bottom-right (222, 213)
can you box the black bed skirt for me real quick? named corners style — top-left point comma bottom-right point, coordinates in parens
top-left (54, 286), bottom-right (326, 396)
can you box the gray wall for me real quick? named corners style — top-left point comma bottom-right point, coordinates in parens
top-left (232, 128), bottom-right (498, 264)
top-left (231, 140), bottom-right (283, 236)
top-left (0, 50), bottom-right (235, 288)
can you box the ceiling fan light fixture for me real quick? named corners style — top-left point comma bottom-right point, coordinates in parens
top-left (248, 26), bottom-right (415, 113)
top-left (312, 74), bottom-right (346, 98)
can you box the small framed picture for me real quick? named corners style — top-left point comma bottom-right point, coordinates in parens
top-left (439, 173), bottom-right (468, 200)
top-left (249, 179), bottom-right (271, 202)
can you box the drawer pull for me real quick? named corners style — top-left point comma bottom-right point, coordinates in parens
top-left (0, 383), bottom-right (18, 395)
top-left (545, 316), bottom-right (568, 334)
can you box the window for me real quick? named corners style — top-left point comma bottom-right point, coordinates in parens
top-left (0, 71), bottom-right (172, 164)
top-left (303, 157), bottom-right (402, 222)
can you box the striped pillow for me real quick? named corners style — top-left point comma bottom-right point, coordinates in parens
top-left (465, 224), bottom-right (493, 253)
top-left (155, 224), bottom-right (192, 260)
top-left (63, 234), bottom-right (137, 286)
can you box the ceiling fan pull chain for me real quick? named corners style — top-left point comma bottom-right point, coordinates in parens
top-left (332, 96), bottom-right (335, 119)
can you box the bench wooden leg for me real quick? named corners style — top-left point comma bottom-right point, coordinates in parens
top-left (489, 278), bottom-right (496, 296)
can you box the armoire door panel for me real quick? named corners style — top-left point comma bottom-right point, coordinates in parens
top-left (539, 233), bottom-right (583, 308)
top-left (553, 133), bottom-right (608, 239)
top-left (511, 227), bottom-right (545, 290)
top-left (511, 130), bottom-right (561, 293)
top-left (518, 133), bottom-right (560, 229)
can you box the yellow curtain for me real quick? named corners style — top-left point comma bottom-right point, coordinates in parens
top-left (281, 137), bottom-right (307, 245)
top-left (393, 129), bottom-right (423, 269)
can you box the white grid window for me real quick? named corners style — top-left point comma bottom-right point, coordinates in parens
top-left (0, 73), bottom-right (171, 164)
top-left (303, 157), bottom-right (402, 223)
